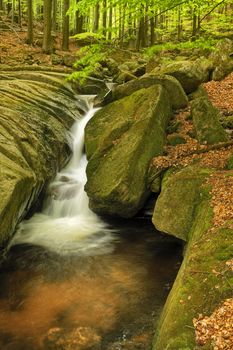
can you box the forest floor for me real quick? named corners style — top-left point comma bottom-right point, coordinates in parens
top-left (0, 22), bottom-right (78, 67)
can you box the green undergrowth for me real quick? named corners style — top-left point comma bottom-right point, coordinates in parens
top-left (67, 44), bottom-right (111, 84)
top-left (144, 37), bottom-right (218, 58)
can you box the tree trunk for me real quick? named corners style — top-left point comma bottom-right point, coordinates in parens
top-left (108, 4), bottom-right (113, 40)
top-left (192, 12), bottom-right (197, 40)
top-left (12, 0), bottom-right (15, 23)
top-left (18, 0), bottom-right (21, 26)
top-left (42, 0), bottom-right (53, 54)
top-left (27, 0), bottom-right (33, 44)
top-left (0, 0), bottom-right (3, 11)
top-left (62, 0), bottom-right (70, 51)
top-left (177, 5), bottom-right (182, 41)
top-left (93, 3), bottom-right (100, 32)
top-left (150, 17), bottom-right (155, 46)
top-left (75, 0), bottom-right (84, 34)
top-left (102, 0), bottom-right (107, 37)
top-left (52, 0), bottom-right (57, 32)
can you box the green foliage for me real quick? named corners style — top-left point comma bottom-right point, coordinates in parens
top-left (144, 38), bottom-right (218, 58)
top-left (70, 32), bottom-right (104, 41)
top-left (67, 44), bottom-right (110, 84)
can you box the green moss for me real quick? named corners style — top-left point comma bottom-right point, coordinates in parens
top-left (226, 153), bottom-right (233, 170)
top-left (191, 96), bottom-right (228, 144)
top-left (85, 85), bottom-right (172, 217)
top-left (152, 165), bottom-right (212, 240)
top-left (153, 171), bottom-right (233, 350)
top-left (167, 134), bottom-right (186, 146)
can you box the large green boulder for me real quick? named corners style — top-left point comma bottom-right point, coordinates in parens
top-left (152, 165), bottom-right (212, 241)
top-left (0, 71), bottom-right (78, 245)
top-left (112, 73), bottom-right (188, 110)
top-left (152, 166), bottom-right (233, 350)
top-left (191, 96), bottom-right (228, 144)
top-left (210, 39), bottom-right (233, 80)
top-left (85, 85), bottom-right (172, 217)
top-left (152, 59), bottom-right (212, 94)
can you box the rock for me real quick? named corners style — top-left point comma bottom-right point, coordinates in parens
top-left (152, 165), bottom-right (212, 241)
top-left (85, 85), bottom-right (172, 217)
top-left (220, 114), bottom-right (233, 129)
top-left (191, 96), bottom-right (228, 144)
top-left (152, 59), bottom-right (213, 94)
top-left (118, 60), bottom-right (146, 77)
top-left (0, 71), bottom-right (79, 245)
top-left (112, 74), bottom-right (188, 110)
top-left (115, 70), bottom-right (137, 84)
top-left (44, 327), bottom-right (101, 350)
top-left (71, 76), bottom-right (108, 96)
top-left (51, 54), bottom-right (64, 65)
top-left (152, 166), bottom-right (233, 350)
top-left (167, 134), bottom-right (186, 146)
top-left (210, 39), bottom-right (233, 80)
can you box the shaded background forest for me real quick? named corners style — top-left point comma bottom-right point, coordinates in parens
top-left (0, 0), bottom-right (232, 54)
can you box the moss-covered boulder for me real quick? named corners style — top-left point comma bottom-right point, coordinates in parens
top-left (210, 39), bottom-right (233, 80)
top-left (0, 71), bottom-right (79, 246)
top-left (191, 96), bottom-right (228, 144)
top-left (152, 59), bottom-right (212, 94)
top-left (152, 165), bottom-right (212, 240)
top-left (85, 85), bottom-right (172, 217)
top-left (152, 166), bottom-right (233, 350)
top-left (112, 74), bottom-right (188, 110)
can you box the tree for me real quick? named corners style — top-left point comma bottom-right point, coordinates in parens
top-left (42, 0), bottom-right (53, 53)
top-left (62, 0), bottom-right (70, 50)
top-left (27, 0), bottom-right (33, 44)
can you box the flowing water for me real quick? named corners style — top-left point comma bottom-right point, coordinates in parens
top-left (0, 100), bottom-right (182, 350)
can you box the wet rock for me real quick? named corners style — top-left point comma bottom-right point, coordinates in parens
top-left (112, 74), bottom-right (188, 110)
top-left (44, 327), bottom-right (101, 350)
top-left (85, 85), bottom-right (172, 217)
top-left (0, 70), bottom-right (79, 245)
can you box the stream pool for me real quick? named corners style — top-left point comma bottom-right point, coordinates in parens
top-left (0, 219), bottom-right (182, 350)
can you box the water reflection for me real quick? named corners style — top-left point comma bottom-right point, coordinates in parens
top-left (0, 220), bottom-right (182, 350)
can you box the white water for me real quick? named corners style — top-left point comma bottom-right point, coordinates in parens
top-left (9, 101), bottom-right (115, 256)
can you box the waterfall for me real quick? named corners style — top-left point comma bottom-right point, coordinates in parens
top-left (9, 99), bottom-right (115, 256)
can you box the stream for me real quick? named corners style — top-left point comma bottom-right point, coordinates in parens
top-left (0, 98), bottom-right (182, 350)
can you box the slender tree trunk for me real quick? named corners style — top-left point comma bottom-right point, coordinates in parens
top-left (177, 5), bottom-right (182, 41)
top-left (18, 0), bottom-right (21, 26)
top-left (52, 0), bottom-right (57, 32)
top-left (62, 0), bottom-right (69, 50)
top-left (103, 0), bottom-right (107, 37)
top-left (108, 4), bottom-right (113, 40)
top-left (0, 0), bottom-right (3, 11)
top-left (136, 6), bottom-right (146, 51)
top-left (42, 0), bottom-right (53, 54)
top-left (75, 0), bottom-right (84, 34)
top-left (12, 0), bottom-right (15, 23)
top-left (7, 1), bottom-right (11, 14)
top-left (192, 11), bottom-right (197, 39)
top-left (27, 0), bottom-right (33, 44)
top-left (120, 4), bottom-right (126, 47)
top-left (150, 17), bottom-right (155, 45)
top-left (93, 3), bottom-right (100, 32)
top-left (144, 4), bottom-right (149, 47)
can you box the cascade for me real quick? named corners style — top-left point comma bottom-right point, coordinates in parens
top-left (9, 98), bottom-right (115, 255)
